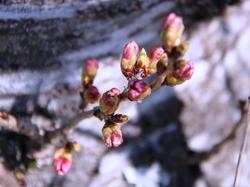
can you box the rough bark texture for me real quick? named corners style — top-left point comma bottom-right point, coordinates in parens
top-left (0, 0), bottom-right (239, 70)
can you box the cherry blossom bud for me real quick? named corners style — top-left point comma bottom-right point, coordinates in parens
top-left (82, 59), bottom-right (99, 85)
top-left (54, 146), bottom-right (72, 176)
top-left (110, 88), bottom-right (121, 96)
top-left (173, 59), bottom-right (194, 81)
top-left (111, 114), bottom-right (129, 123)
top-left (121, 41), bottom-right (139, 78)
top-left (102, 122), bottom-right (123, 148)
top-left (99, 88), bottom-right (121, 115)
top-left (161, 13), bottom-right (184, 49)
top-left (148, 47), bottom-right (167, 75)
top-left (127, 79), bottom-right (151, 101)
top-left (83, 85), bottom-right (100, 103)
top-left (54, 156), bottom-right (72, 176)
top-left (149, 47), bottom-right (165, 62)
top-left (135, 48), bottom-right (150, 77)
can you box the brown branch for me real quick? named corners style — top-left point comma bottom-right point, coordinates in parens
top-left (44, 109), bottom-right (95, 143)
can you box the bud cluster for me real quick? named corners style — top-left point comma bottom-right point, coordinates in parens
top-left (79, 13), bottom-right (194, 150)
top-left (120, 13), bottom-right (193, 91)
top-left (121, 41), bottom-right (169, 79)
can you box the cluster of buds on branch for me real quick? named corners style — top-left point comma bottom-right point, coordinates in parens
top-left (79, 13), bottom-right (194, 150)
top-left (0, 13), bottom-right (194, 178)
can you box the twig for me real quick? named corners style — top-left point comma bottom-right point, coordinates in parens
top-left (44, 109), bottom-right (95, 143)
top-left (233, 97), bottom-right (250, 187)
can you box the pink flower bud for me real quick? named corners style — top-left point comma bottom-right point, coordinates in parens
top-left (54, 156), bottom-right (72, 176)
top-left (110, 88), bottom-right (121, 96)
top-left (161, 13), bottom-right (184, 49)
top-left (82, 59), bottom-right (99, 85)
top-left (99, 88), bottom-right (121, 115)
top-left (102, 122), bottom-right (123, 148)
top-left (127, 79), bottom-right (151, 101)
top-left (149, 47), bottom-right (165, 61)
top-left (173, 60), bottom-right (194, 81)
top-left (148, 47), bottom-right (166, 75)
top-left (163, 13), bottom-right (181, 29)
top-left (123, 41), bottom-right (139, 60)
top-left (121, 41), bottom-right (139, 78)
top-left (84, 85), bottom-right (100, 103)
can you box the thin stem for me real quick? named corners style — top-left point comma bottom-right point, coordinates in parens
top-left (233, 97), bottom-right (250, 187)
top-left (44, 109), bottom-right (95, 142)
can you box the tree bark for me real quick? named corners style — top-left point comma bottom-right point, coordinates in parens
top-left (0, 0), bottom-right (239, 70)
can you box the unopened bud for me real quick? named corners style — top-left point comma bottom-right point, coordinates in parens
top-left (83, 85), bottom-right (100, 104)
top-left (54, 156), bottom-right (72, 176)
top-left (111, 114), bottom-right (129, 123)
top-left (135, 48), bottom-right (150, 77)
top-left (149, 47), bottom-right (165, 62)
top-left (121, 41), bottom-right (139, 78)
top-left (54, 147), bottom-right (72, 176)
top-left (127, 79), bottom-right (151, 101)
top-left (99, 88), bottom-right (121, 115)
top-left (161, 13), bottom-right (184, 50)
top-left (102, 122), bottom-right (123, 148)
top-left (148, 47), bottom-right (168, 75)
top-left (173, 59), bottom-right (194, 81)
top-left (82, 59), bottom-right (99, 85)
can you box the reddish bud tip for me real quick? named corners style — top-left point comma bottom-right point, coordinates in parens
top-left (121, 41), bottom-right (139, 78)
top-left (85, 59), bottom-right (99, 75)
top-left (127, 79), bottom-right (151, 101)
top-left (149, 47), bottom-right (165, 61)
top-left (82, 59), bottom-right (99, 85)
top-left (54, 156), bottom-right (72, 176)
top-left (173, 60), bottom-right (194, 81)
top-left (102, 122), bottom-right (123, 148)
top-left (84, 85), bottom-right (100, 103)
top-left (110, 88), bottom-right (121, 96)
top-left (99, 88), bottom-right (121, 115)
top-left (161, 13), bottom-right (184, 48)
top-left (123, 41), bottom-right (139, 60)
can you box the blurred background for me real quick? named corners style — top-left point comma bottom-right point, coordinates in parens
top-left (0, 0), bottom-right (250, 186)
